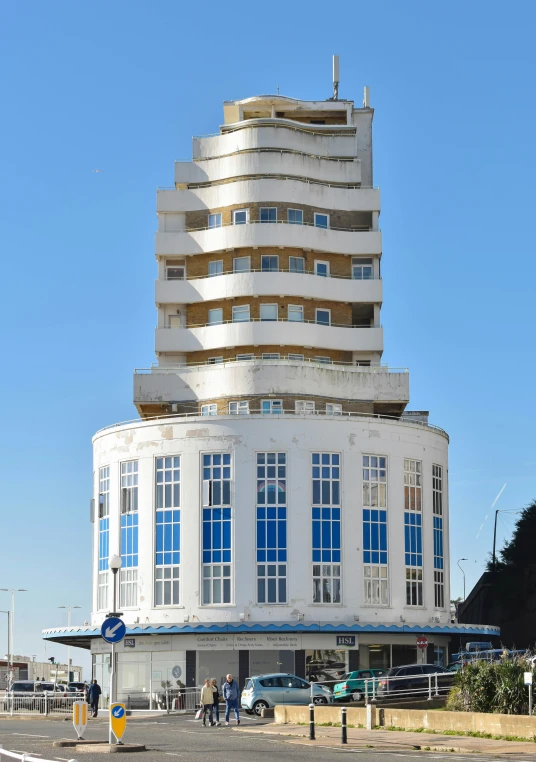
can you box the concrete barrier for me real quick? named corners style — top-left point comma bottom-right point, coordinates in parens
top-left (274, 705), bottom-right (536, 738)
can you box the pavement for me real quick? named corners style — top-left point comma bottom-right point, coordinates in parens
top-left (237, 722), bottom-right (536, 756)
top-left (0, 713), bottom-right (535, 762)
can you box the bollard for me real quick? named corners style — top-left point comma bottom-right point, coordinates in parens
top-left (309, 703), bottom-right (315, 741)
top-left (341, 706), bottom-right (347, 744)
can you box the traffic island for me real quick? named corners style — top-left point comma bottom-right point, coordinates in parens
top-left (53, 740), bottom-right (146, 753)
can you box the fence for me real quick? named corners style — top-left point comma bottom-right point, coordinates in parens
top-left (0, 687), bottom-right (202, 715)
top-left (308, 670), bottom-right (454, 706)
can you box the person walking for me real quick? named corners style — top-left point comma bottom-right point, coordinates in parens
top-left (200, 679), bottom-right (215, 726)
top-left (222, 673), bottom-right (240, 726)
top-left (211, 678), bottom-right (221, 726)
top-left (88, 679), bottom-right (101, 718)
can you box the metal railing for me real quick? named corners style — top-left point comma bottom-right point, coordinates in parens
top-left (94, 409), bottom-right (447, 438)
top-left (158, 317), bottom-right (379, 330)
top-left (163, 268), bottom-right (380, 282)
top-left (190, 147), bottom-right (358, 164)
top-left (0, 691), bottom-right (91, 716)
top-left (136, 358), bottom-right (406, 372)
top-left (195, 119), bottom-right (357, 139)
top-left (172, 218), bottom-right (378, 235)
top-left (307, 670), bottom-right (454, 705)
top-left (163, 175), bottom-right (373, 190)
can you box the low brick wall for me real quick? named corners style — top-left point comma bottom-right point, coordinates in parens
top-left (275, 704), bottom-right (536, 738)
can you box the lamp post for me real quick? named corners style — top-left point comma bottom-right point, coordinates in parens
top-left (58, 605), bottom-right (81, 684)
top-left (0, 610), bottom-right (10, 687)
top-left (457, 558), bottom-right (468, 601)
top-left (108, 554), bottom-right (122, 745)
top-left (0, 589), bottom-right (27, 682)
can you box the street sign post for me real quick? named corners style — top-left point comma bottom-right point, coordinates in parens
top-left (101, 617), bottom-right (126, 644)
top-left (73, 700), bottom-right (88, 740)
top-left (525, 672), bottom-right (533, 715)
top-left (110, 703), bottom-right (127, 743)
top-left (417, 636), bottom-right (428, 650)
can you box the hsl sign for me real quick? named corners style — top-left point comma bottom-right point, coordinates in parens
top-left (336, 635), bottom-right (356, 647)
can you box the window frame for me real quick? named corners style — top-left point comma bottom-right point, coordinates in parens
top-left (288, 304), bottom-right (304, 322)
top-left (315, 308), bottom-right (331, 326)
top-left (208, 260), bottom-right (223, 277)
top-left (233, 255), bottom-right (251, 273)
top-left (165, 260), bottom-right (186, 280)
top-left (208, 308), bottom-right (223, 325)
top-left (232, 304), bottom-right (250, 323)
top-left (261, 254), bottom-right (279, 272)
top-left (229, 400), bottom-right (249, 415)
top-left (314, 212), bottom-right (330, 229)
top-left (295, 400), bottom-right (315, 413)
top-left (236, 353), bottom-right (255, 361)
top-left (261, 399), bottom-right (283, 414)
top-left (352, 257), bottom-right (373, 280)
top-left (208, 212), bottom-right (222, 228)
top-left (289, 256), bottom-right (305, 273)
top-left (259, 207), bottom-right (277, 223)
top-left (287, 208), bottom-right (303, 225)
top-left (201, 404), bottom-right (218, 416)
top-left (326, 403), bottom-right (342, 415)
top-left (207, 356), bottom-right (223, 364)
top-left (260, 303), bottom-right (278, 322)
top-left (262, 353), bottom-right (280, 360)
top-left (232, 208), bottom-right (249, 225)
top-left (288, 353), bottom-right (304, 361)
top-left (314, 260), bottom-right (330, 277)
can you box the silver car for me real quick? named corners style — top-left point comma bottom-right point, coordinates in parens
top-left (241, 673), bottom-right (333, 716)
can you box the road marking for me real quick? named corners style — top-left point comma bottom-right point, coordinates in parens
top-left (12, 734), bottom-right (50, 738)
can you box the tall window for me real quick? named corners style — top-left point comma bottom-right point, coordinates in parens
top-left (256, 453), bottom-right (287, 604)
top-left (404, 459), bottom-right (423, 606)
top-left (352, 257), bottom-right (373, 280)
top-left (433, 464), bottom-right (445, 608)
top-left (155, 457), bottom-right (180, 606)
top-left (202, 454), bottom-right (232, 604)
top-left (120, 461), bottom-right (139, 608)
top-left (314, 213), bottom-right (329, 229)
top-left (288, 305), bottom-right (303, 322)
top-left (233, 256), bottom-right (250, 272)
top-left (260, 304), bottom-right (278, 321)
top-left (208, 308), bottom-right (223, 325)
top-left (232, 304), bottom-right (250, 322)
top-left (316, 308), bottom-right (331, 326)
top-left (312, 453), bottom-right (341, 603)
top-left (362, 455), bottom-right (388, 605)
top-left (232, 209), bottom-right (248, 224)
top-left (98, 466), bottom-right (110, 611)
top-left (208, 260), bottom-right (223, 276)
top-left (261, 255), bottom-right (278, 271)
top-left (289, 256), bottom-right (305, 272)
top-left (261, 399), bottom-right (283, 414)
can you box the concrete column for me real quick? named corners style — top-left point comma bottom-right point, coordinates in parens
top-left (373, 304), bottom-right (381, 327)
top-left (372, 212), bottom-right (379, 231)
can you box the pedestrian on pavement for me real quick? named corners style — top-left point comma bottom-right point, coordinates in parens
top-left (222, 673), bottom-right (240, 726)
top-left (88, 679), bottom-right (101, 718)
top-left (211, 678), bottom-right (221, 725)
top-left (200, 679), bottom-right (215, 726)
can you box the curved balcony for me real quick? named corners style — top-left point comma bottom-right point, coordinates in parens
top-left (157, 181), bottom-right (380, 214)
top-left (155, 271), bottom-right (383, 305)
top-left (156, 222), bottom-right (381, 257)
top-left (174, 152), bottom-right (360, 186)
top-left (155, 319), bottom-right (383, 353)
top-left (134, 358), bottom-right (409, 405)
top-left (193, 124), bottom-right (358, 160)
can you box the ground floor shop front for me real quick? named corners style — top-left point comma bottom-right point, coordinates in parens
top-left (90, 631), bottom-right (452, 703)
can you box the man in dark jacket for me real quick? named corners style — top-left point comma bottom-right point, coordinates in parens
top-left (222, 673), bottom-right (240, 725)
top-left (88, 679), bottom-right (102, 717)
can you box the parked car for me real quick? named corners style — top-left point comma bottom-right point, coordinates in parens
top-left (446, 662), bottom-right (463, 672)
top-left (333, 669), bottom-right (387, 702)
top-left (67, 681), bottom-right (88, 694)
top-left (377, 664), bottom-right (454, 698)
top-left (241, 673), bottom-right (333, 716)
top-left (2, 681), bottom-right (68, 711)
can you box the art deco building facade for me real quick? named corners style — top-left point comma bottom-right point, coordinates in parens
top-left (44, 86), bottom-right (498, 700)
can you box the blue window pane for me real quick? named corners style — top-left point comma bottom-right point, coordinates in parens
top-left (332, 454), bottom-right (339, 465)
top-left (313, 481), bottom-right (320, 504)
top-left (212, 522), bottom-right (222, 550)
top-left (223, 482), bottom-right (231, 504)
top-left (321, 520), bottom-right (331, 548)
top-left (223, 550), bottom-right (231, 562)
top-left (203, 550), bottom-right (211, 563)
top-left (313, 550), bottom-right (321, 562)
top-left (332, 520), bottom-right (341, 549)
top-left (257, 521), bottom-right (266, 548)
top-left (321, 454), bottom-right (330, 465)
top-left (257, 549), bottom-right (266, 561)
top-left (267, 521), bottom-right (277, 547)
top-left (332, 482), bottom-right (340, 505)
top-left (312, 453), bottom-right (320, 464)
top-left (278, 521), bottom-right (286, 547)
top-left (223, 454), bottom-right (231, 465)
top-left (156, 526), bottom-right (163, 551)
top-left (267, 549), bottom-right (277, 562)
top-left (203, 522), bottom-right (211, 550)
top-left (312, 521), bottom-right (320, 548)
top-left (213, 550), bottom-right (221, 563)
top-left (278, 549), bottom-right (287, 561)
top-left (322, 549), bottom-right (331, 562)
top-left (223, 519), bottom-right (231, 550)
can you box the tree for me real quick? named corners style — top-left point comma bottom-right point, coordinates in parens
top-left (486, 500), bottom-right (536, 616)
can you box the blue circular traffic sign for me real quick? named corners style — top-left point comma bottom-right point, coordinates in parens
top-left (112, 705), bottom-right (125, 719)
top-left (101, 617), bottom-right (126, 644)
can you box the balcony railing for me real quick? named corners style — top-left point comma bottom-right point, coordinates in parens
top-left (95, 408), bottom-right (448, 439)
top-left (136, 357), bottom-right (407, 372)
top-left (158, 317), bottom-right (378, 330)
top-left (180, 218), bottom-right (377, 234)
top-left (163, 267), bottom-right (380, 282)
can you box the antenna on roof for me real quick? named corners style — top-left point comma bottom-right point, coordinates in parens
top-left (332, 55), bottom-right (340, 100)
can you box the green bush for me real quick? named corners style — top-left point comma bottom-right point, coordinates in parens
top-left (447, 653), bottom-right (534, 715)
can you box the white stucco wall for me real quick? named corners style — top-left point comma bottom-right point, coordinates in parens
top-left (92, 415), bottom-right (449, 629)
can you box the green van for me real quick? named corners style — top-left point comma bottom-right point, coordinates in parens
top-left (333, 669), bottom-right (387, 702)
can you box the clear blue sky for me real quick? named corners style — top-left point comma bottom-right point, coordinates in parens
top-left (0, 1), bottom-right (534, 677)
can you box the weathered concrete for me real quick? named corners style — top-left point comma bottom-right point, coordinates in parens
top-left (54, 740), bottom-right (146, 752)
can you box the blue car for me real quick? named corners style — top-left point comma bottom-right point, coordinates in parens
top-left (241, 673), bottom-right (333, 716)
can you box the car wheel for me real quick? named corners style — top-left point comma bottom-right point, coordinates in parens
top-left (253, 700), bottom-right (269, 716)
top-left (245, 708), bottom-right (254, 715)
top-left (312, 696), bottom-right (327, 705)
top-left (351, 691), bottom-right (363, 702)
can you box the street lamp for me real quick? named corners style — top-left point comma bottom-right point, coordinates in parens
top-left (457, 558), bottom-right (468, 601)
top-left (58, 605), bottom-right (81, 684)
top-left (0, 589), bottom-right (28, 681)
top-left (0, 611), bottom-right (10, 684)
top-left (108, 554), bottom-right (122, 745)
